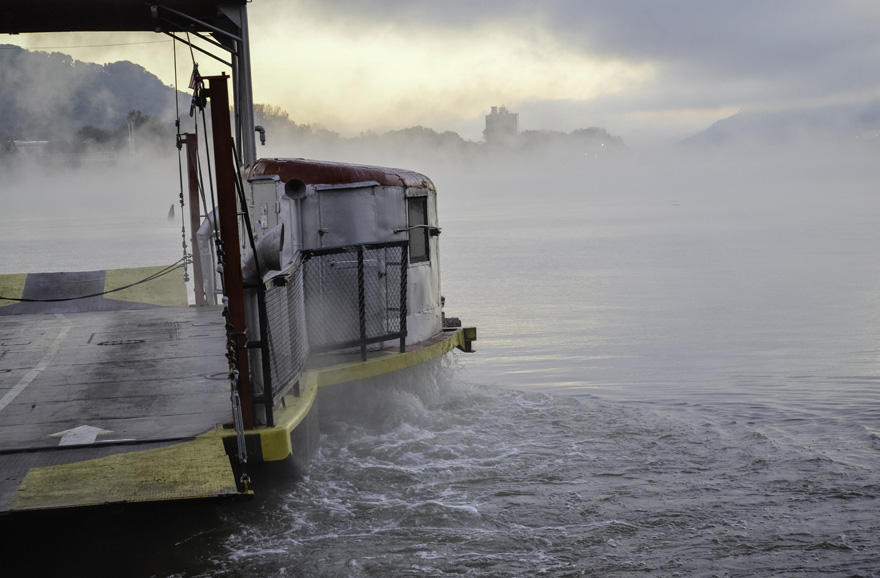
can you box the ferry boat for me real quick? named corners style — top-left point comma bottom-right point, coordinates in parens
top-left (0, 0), bottom-right (475, 514)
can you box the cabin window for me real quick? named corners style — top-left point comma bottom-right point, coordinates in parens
top-left (407, 196), bottom-right (429, 263)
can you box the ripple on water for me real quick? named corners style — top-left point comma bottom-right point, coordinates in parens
top-left (213, 360), bottom-right (880, 577)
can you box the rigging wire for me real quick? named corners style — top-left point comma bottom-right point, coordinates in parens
top-left (0, 259), bottom-right (187, 303)
top-left (177, 31), bottom-right (255, 466)
top-left (182, 39), bottom-right (252, 472)
top-left (193, 125), bottom-right (211, 225)
top-left (196, 101), bottom-right (225, 283)
top-left (184, 33), bottom-right (223, 299)
top-left (185, 32), bottom-right (219, 232)
top-left (172, 36), bottom-right (190, 283)
top-left (0, 39), bottom-right (171, 50)
top-left (199, 102), bottom-right (219, 223)
top-left (178, 33), bottom-right (216, 241)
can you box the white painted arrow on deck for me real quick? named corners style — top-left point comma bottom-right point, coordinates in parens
top-left (51, 425), bottom-right (111, 446)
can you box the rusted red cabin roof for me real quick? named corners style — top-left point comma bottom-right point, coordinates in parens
top-left (248, 158), bottom-right (435, 191)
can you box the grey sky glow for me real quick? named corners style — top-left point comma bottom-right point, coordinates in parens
top-left (6, 0), bottom-right (880, 143)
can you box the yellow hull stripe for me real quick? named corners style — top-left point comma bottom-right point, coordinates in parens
top-left (312, 330), bottom-right (466, 388)
top-left (232, 329), bottom-right (468, 462)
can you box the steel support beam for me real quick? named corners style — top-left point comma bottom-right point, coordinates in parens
top-left (182, 133), bottom-right (207, 306)
top-left (163, 31), bottom-right (232, 67)
top-left (206, 74), bottom-right (254, 429)
top-left (218, 4), bottom-right (256, 166)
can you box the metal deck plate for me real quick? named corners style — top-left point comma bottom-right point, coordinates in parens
top-left (0, 306), bottom-right (238, 513)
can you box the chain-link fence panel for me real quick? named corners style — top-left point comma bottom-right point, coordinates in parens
top-left (263, 260), bottom-right (307, 400)
top-left (302, 242), bottom-right (407, 357)
top-left (257, 242), bottom-right (408, 423)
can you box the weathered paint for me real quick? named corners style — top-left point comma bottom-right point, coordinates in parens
top-left (0, 306), bottom-right (231, 513)
top-left (239, 327), bottom-right (473, 461)
top-left (10, 437), bottom-right (241, 511)
top-left (310, 328), bottom-right (469, 389)
top-left (207, 74), bottom-right (254, 429)
top-left (246, 158), bottom-right (444, 348)
top-left (0, 265), bottom-right (187, 313)
top-left (1, 323), bottom-right (473, 512)
top-left (103, 265), bottom-right (188, 307)
top-left (197, 367), bottom-right (319, 463)
top-left (0, 273), bottom-right (27, 308)
top-left (248, 158), bottom-right (435, 191)
top-left (201, 327), bottom-right (474, 463)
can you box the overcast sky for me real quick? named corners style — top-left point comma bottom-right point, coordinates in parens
top-left (6, 0), bottom-right (880, 144)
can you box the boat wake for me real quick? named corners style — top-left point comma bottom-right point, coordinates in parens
top-left (208, 358), bottom-right (880, 577)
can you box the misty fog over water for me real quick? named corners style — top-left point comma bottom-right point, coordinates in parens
top-left (4, 0), bottom-right (880, 572)
top-left (2, 141), bottom-right (880, 575)
top-left (223, 143), bottom-right (880, 575)
top-left (439, 145), bottom-right (880, 462)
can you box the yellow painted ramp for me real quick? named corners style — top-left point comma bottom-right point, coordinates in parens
top-left (0, 263), bottom-right (187, 315)
top-left (0, 273), bottom-right (26, 309)
top-left (10, 437), bottom-right (242, 512)
top-left (103, 264), bottom-right (188, 307)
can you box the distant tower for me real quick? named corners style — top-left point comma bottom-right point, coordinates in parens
top-left (483, 105), bottom-right (518, 145)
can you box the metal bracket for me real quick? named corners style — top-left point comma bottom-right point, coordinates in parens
top-left (393, 224), bottom-right (441, 236)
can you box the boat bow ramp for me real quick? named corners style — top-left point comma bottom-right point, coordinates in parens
top-left (0, 265), bottom-right (474, 514)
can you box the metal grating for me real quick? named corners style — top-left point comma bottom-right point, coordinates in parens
top-left (263, 260), bottom-right (307, 401)
top-left (302, 243), bottom-right (407, 355)
top-left (256, 241), bottom-right (408, 424)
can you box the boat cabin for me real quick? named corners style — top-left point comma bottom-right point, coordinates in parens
top-left (191, 157), bottom-right (454, 425)
top-left (241, 158), bottom-right (443, 345)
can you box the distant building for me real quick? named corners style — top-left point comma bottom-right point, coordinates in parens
top-left (483, 105), bottom-right (518, 145)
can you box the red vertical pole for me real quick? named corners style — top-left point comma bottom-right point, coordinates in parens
top-left (183, 133), bottom-right (207, 307)
top-left (205, 74), bottom-right (253, 429)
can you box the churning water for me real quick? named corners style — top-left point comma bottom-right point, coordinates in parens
top-left (210, 361), bottom-right (879, 576)
top-left (2, 148), bottom-right (880, 576)
top-left (204, 149), bottom-right (880, 577)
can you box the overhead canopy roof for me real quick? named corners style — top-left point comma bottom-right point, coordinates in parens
top-left (0, 0), bottom-right (246, 34)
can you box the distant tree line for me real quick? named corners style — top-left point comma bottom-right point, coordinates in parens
top-left (253, 104), bottom-right (625, 165)
top-left (0, 46), bottom-right (626, 164)
top-left (0, 45), bottom-right (175, 142)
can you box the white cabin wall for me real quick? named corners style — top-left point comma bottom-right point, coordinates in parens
top-left (279, 187), bottom-right (301, 267)
top-left (404, 187), bottom-right (442, 343)
top-left (247, 176), bottom-right (306, 270)
top-left (251, 176), bottom-right (444, 350)
top-left (298, 186), bottom-right (320, 249)
top-left (248, 178), bottom-right (280, 243)
top-left (376, 186), bottom-right (407, 241)
top-left (317, 186), bottom-right (377, 247)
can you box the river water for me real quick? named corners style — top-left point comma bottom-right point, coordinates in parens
top-left (2, 147), bottom-right (879, 576)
